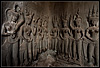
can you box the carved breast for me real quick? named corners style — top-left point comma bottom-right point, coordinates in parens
top-left (77, 29), bottom-right (81, 33)
top-left (64, 29), bottom-right (68, 33)
top-left (24, 26), bottom-right (32, 36)
top-left (53, 28), bottom-right (57, 33)
top-left (95, 30), bottom-right (99, 33)
top-left (90, 29), bottom-right (99, 33)
top-left (5, 22), bottom-right (16, 34)
top-left (38, 27), bottom-right (42, 33)
top-left (75, 28), bottom-right (81, 33)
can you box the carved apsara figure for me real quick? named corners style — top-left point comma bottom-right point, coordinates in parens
top-left (50, 16), bottom-right (59, 52)
top-left (70, 9), bottom-right (84, 66)
top-left (36, 18), bottom-right (44, 54)
top-left (19, 8), bottom-right (34, 65)
top-left (42, 16), bottom-right (49, 51)
top-left (31, 16), bottom-right (39, 60)
top-left (86, 7), bottom-right (99, 66)
top-left (1, 3), bottom-right (24, 66)
top-left (60, 14), bottom-right (71, 59)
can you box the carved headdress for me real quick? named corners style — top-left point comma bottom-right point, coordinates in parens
top-left (88, 5), bottom-right (99, 22)
top-left (73, 8), bottom-right (82, 26)
top-left (74, 8), bottom-right (82, 22)
top-left (5, 8), bottom-right (11, 21)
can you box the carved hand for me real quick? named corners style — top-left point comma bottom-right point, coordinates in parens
top-left (28, 38), bottom-right (33, 42)
top-left (57, 37), bottom-right (61, 40)
top-left (93, 39), bottom-right (97, 42)
top-left (69, 36), bottom-right (74, 40)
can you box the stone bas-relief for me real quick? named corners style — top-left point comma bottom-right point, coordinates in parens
top-left (1, 1), bottom-right (99, 67)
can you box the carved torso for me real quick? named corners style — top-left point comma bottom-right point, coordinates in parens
top-left (22, 25), bottom-right (32, 41)
top-left (43, 27), bottom-right (48, 38)
top-left (33, 26), bottom-right (37, 36)
top-left (51, 28), bottom-right (58, 38)
top-left (4, 21), bottom-right (16, 34)
top-left (88, 26), bottom-right (99, 40)
top-left (63, 28), bottom-right (69, 38)
top-left (74, 27), bottom-right (82, 39)
top-left (37, 26), bottom-right (43, 40)
top-left (25, 15), bottom-right (32, 24)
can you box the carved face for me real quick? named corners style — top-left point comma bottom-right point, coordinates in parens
top-left (12, 16), bottom-right (17, 22)
top-left (6, 25), bottom-right (12, 31)
top-left (7, 11), bottom-right (11, 18)
top-left (63, 22), bottom-right (67, 27)
top-left (75, 18), bottom-right (81, 27)
top-left (6, 10), bottom-right (13, 21)
top-left (15, 6), bottom-right (21, 12)
top-left (25, 28), bottom-right (31, 36)
top-left (91, 19), bottom-right (98, 26)
top-left (38, 19), bottom-right (42, 26)
top-left (43, 21), bottom-right (48, 27)
top-left (25, 9), bottom-right (29, 16)
top-left (11, 13), bottom-right (18, 22)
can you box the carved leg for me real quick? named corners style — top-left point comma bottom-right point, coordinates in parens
top-left (32, 40), bottom-right (34, 60)
top-left (37, 40), bottom-right (40, 53)
top-left (47, 39), bottom-right (51, 50)
top-left (19, 42), bottom-right (24, 65)
top-left (19, 38), bottom-right (23, 64)
top-left (82, 40), bottom-right (88, 61)
top-left (43, 39), bottom-right (45, 51)
top-left (58, 39), bottom-right (62, 54)
top-left (73, 40), bottom-right (76, 61)
top-left (65, 38), bottom-right (69, 58)
top-left (33, 41), bottom-right (37, 60)
top-left (6, 44), bottom-right (12, 66)
top-left (52, 39), bottom-right (55, 50)
top-left (12, 41), bottom-right (18, 66)
top-left (77, 40), bottom-right (82, 66)
top-left (50, 39), bottom-right (52, 50)
top-left (24, 41), bottom-right (28, 65)
top-left (68, 39), bottom-right (72, 61)
top-left (40, 40), bottom-right (42, 53)
top-left (62, 40), bottom-right (65, 58)
top-left (56, 39), bottom-right (59, 54)
top-left (46, 39), bottom-right (48, 50)
top-left (55, 38), bottom-right (58, 51)
top-left (2, 39), bottom-right (12, 66)
top-left (2, 50), bottom-right (6, 66)
top-left (20, 50), bottom-right (24, 66)
top-left (34, 46), bottom-right (37, 60)
top-left (94, 41), bottom-right (99, 66)
top-left (44, 39), bottom-right (47, 51)
top-left (28, 42), bottom-right (32, 62)
top-left (88, 43), bottom-right (94, 66)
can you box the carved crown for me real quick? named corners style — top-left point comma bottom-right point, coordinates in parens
top-left (88, 5), bottom-right (99, 22)
top-left (74, 8), bottom-right (82, 21)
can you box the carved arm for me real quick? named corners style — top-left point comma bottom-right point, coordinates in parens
top-left (1, 23), bottom-right (11, 36)
top-left (15, 13), bottom-right (25, 32)
top-left (86, 28), bottom-right (94, 41)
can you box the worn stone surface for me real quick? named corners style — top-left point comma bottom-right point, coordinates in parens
top-left (1, 1), bottom-right (99, 67)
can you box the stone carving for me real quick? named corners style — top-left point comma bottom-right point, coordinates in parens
top-left (86, 6), bottom-right (99, 66)
top-left (31, 16), bottom-right (39, 61)
top-left (36, 18), bottom-right (44, 54)
top-left (19, 8), bottom-right (34, 65)
top-left (50, 16), bottom-right (59, 52)
top-left (70, 9), bottom-right (84, 66)
top-left (1, 3), bottom-right (24, 66)
top-left (60, 13), bottom-right (72, 59)
top-left (42, 17), bottom-right (49, 51)
top-left (1, 2), bottom-right (99, 67)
